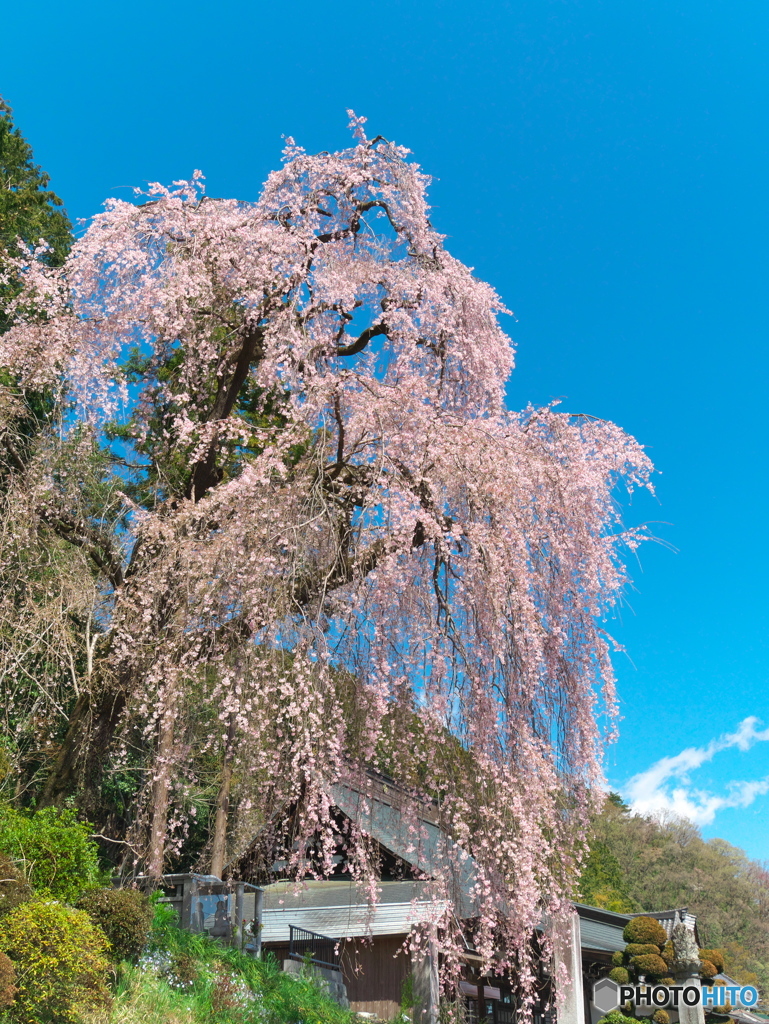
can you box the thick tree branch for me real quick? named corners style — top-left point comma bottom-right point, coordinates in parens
top-left (187, 324), bottom-right (266, 501)
top-left (336, 321), bottom-right (388, 357)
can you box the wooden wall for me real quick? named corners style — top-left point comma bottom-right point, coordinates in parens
top-left (262, 934), bottom-right (411, 1019)
top-left (341, 934), bottom-right (411, 1021)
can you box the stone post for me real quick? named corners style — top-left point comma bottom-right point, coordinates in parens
top-left (672, 922), bottom-right (705, 1024)
top-left (413, 926), bottom-right (440, 1024)
top-left (552, 910), bottom-right (586, 1024)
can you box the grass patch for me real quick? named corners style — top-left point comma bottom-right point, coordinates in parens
top-left (80, 924), bottom-right (357, 1024)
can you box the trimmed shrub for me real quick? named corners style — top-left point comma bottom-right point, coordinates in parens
top-left (0, 854), bottom-right (31, 921)
top-left (609, 966), bottom-right (630, 985)
top-left (652, 1011), bottom-right (670, 1024)
top-left (612, 950), bottom-right (625, 967)
top-left (661, 977), bottom-right (675, 986)
top-left (630, 953), bottom-right (669, 977)
top-left (597, 1012), bottom-right (638, 1024)
top-left (76, 887), bottom-right (153, 964)
top-left (699, 959), bottom-right (718, 980)
top-left (699, 949), bottom-right (725, 973)
top-left (623, 916), bottom-right (668, 948)
top-left (661, 940), bottom-right (675, 968)
top-left (0, 951), bottom-right (16, 1008)
top-left (0, 807), bottom-right (102, 902)
top-left (0, 898), bottom-right (112, 1023)
top-left (625, 943), bottom-right (663, 959)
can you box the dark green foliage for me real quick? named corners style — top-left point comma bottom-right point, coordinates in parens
top-left (625, 943), bottom-right (663, 960)
top-left (0, 97), bottom-right (72, 345)
top-left (76, 886), bottom-right (153, 963)
top-left (0, 98), bottom-right (73, 497)
top-left (0, 898), bottom-right (112, 1022)
top-left (0, 950), bottom-right (16, 1007)
top-left (629, 953), bottom-right (668, 977)
top-left (0, 98), bottom-right (71, 265)
top-left (623, 916), bottom-right (668, 948)
top-left (578, 838), bottom-right (638, 913)
top-left (0, 806), bottom-right (102, 902)
top-left (0, 853), bottom-right (31, 920)
top-left (661, 940), bottom-right (675, 968)
top-left (609, 966), bottom-right (630, 984)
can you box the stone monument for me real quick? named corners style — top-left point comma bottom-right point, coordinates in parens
top-left (672, 921), bottom-right (705, 1024)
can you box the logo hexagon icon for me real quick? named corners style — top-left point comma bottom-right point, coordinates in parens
top-left (592, 978), bottom-right (620, 1014)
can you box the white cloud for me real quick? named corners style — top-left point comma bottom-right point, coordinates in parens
top-left (621, 716), bottom-right (769, 826)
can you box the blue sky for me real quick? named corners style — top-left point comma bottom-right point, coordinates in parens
top-left (4, 0), bottom-right (769, 859)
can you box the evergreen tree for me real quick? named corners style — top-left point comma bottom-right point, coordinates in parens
top-left (0, 100), bottom-right (84, 798)
top-left (0, 97), bottom-right (73, 477)
top-left (0, 96), bottom-right (72, 271)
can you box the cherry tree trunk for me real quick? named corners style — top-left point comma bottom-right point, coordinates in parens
top-left (209, 714), bottom-right (237, 879)
top-left (146, 711), bottom-right (176, 881)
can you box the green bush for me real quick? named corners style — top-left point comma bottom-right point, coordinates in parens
top-left (76, 887), bottom-right (153, 964)
top-left (612, 950), bottom-right (625, 967)
top-left (661, 940), bottom-right (675, 968)
top-left (625, 943), bottom-right (663, 959)
top-left (652, 1010), bottom-right (670, 1024)
top-left (0, 854), bottom-right (31, 920)
top-left (0, 950), bottom-right (16, 1008)
top-left (0, 807), bottom-right (102, 902)
top-left (630, 953), bottom-right (669, 977)
top-left (609, 966), bottom-right (630, 984)
top-left (0, 898), bottom-right (112, 1023)
top-left (699, 959), bottom-right (718, 980)
top-left (597, 1012), bottom-right (638, 1024)
top-left (623, 916), bottom-right (668, 948)
top-left (699, 948), bottom-right (725, 973)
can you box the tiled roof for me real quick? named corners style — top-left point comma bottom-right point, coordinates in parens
top-left (574, 903), bottom-right (699, 952)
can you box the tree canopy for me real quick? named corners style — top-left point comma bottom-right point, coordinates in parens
top-left (0, 112), bottom-right (654, 990)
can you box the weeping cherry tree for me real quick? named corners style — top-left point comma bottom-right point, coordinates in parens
top-left (0, 113), bottom-right (653, 994)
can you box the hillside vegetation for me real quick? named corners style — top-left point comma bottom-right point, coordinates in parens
top-left (580, 795), bottom-right (769, 993)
